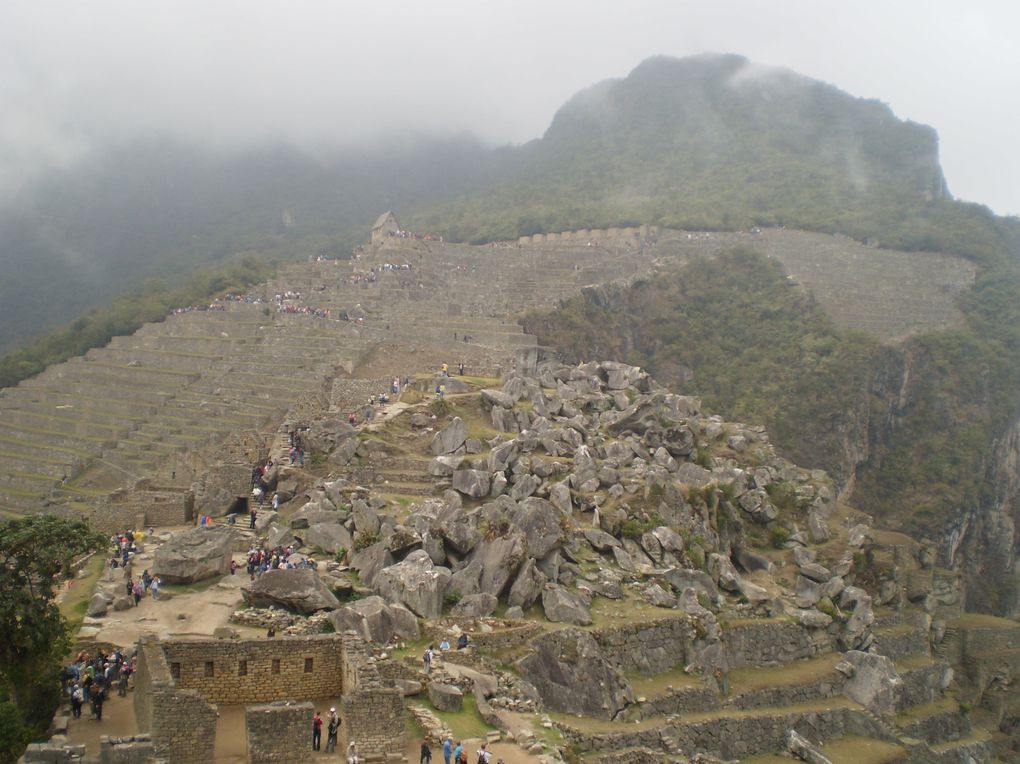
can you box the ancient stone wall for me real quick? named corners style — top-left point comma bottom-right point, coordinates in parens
top-left (148, 684), bottom-right (217, 763)
top-left (246, 701), bottom-right (313, 764)
top-left (340, 633), bottom-right (406, 762)
top-left (594, 616), bottom-right (691, 674)
top-left (723, 620), bottom-right (833, 668)
top-left (133, 636), bottom-right (217, 764)
top-left (98, 735), bottom-right (157, 763)
top-left (161, 635), bottom-right (345, 704)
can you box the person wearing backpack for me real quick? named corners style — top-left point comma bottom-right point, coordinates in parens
top-left (422, 645), bottom-right (434, 674)
top-left (475, 742), bottom-right (492, 763)
top-left (70, 684), bottom-right (83, 719)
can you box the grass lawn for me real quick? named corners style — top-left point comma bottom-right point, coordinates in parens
top-left (59, 553), bottom-right (106, 634)
top-left (407, 697), bottom-right (494, 741)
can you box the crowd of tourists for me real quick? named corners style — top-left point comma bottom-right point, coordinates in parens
top-left (64, 647), bottom-right (136, 722)
top-left (245, 544), bottom-right (316, 579)
top-left (416, 735), bottom-right (499, 764)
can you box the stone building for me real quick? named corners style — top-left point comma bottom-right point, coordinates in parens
top-left (371, 211), bottom-right (400, 244)
top-left (132, 633), bottom-right (405, 763)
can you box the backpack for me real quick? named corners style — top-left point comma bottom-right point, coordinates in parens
top-left (72, 688), bottom-right (83, 702)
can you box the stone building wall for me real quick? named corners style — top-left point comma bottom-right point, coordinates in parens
top-left (161, 635), bottom-right (345, 704)
top-left (133, 636), bottom-right (217, 764)
top-left (340, 633), bottom-right (406, 762)
top-left (148, 685), bottom-right (217, 763)
top-left (246, 702), bottom-right (313, 764)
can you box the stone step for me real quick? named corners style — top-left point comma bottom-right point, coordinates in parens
top-left (1, 386), bottom-right (163, 418)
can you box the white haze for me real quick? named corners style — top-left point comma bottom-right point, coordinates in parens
top-left (1, 0), bottom-right (1018, 215)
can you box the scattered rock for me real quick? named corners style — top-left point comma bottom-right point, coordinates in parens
top-left (541, 585), bottom-right (592, 625)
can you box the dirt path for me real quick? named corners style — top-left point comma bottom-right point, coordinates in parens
top-left (91, 547), bottom-right (257, 647)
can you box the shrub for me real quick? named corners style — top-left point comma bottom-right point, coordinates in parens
top-left (353, 530), bottom-right (381, 551)
top-left (768, 525), bottom-right (791, 549)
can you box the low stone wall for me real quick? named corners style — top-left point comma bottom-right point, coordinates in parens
top-left (99, 735), bottom-right (157, 763)
top-left (161, 635), bottom-right (345, 704)
top-left (635, 685), bottom-right (718, 717)
top-left (897, 661), bottom-right (949, 710)
top-left (730, 677), bottom-right (842, 710)
top-left (558, 705), bottom-right (894, 759)
top-left (247, 701), bottom-right (313, 763)
top-left (594, 616), bottom-right (691, 675)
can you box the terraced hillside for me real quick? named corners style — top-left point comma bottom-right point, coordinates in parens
top-left (0, 222), bottom-right (977, 525)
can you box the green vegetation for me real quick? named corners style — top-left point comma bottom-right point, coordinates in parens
top-left (523, 249), bottom-right (880, 481)
top-left (0, 516), bottom-right (106, 762)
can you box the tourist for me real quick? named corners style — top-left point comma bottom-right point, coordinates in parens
top-left (70, 684), bottom-right (83, 719)
top-left (420, 737), bottom-right (432, 763)
top-left (439, 637), bottom-right (450, 652)
top-left (250, 509), bottom-right (257, 529)
top-left (272, 492), bottom-right (280, 510)
top-left (453, 741), bottom-right (462, 764)
top-left (441, 362), bottom-right (449, 376)
top-left (229, 560), bottom-right (237, 575)
top-left (422, 645), bottom-right (434, 673)
top-left (457, 633), bottom-right (469, 650)
top-left (117, 668), bottom-right (129, 697)
top-left (442, 736), bottom-right (452, 764)
top-left (347, 741), bottom-right (359, 764)
top-left (326, 707), bottom-right (339, 752)
top-left (149, 577), bottom-right (160, 600)
top-left (312, 710), bottom-right (323, 751)
top-left (132, 579), bottom-right (142, 606)
top-left (91, 684), bottom-right (106, 721)
top-left (458, 362), bottom-right (465, 376)
top-left (475, 742), bottom-right (492, 763)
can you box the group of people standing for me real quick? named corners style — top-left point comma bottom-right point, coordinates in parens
top-left (311, 708), bottom-right (359, 760)
top-left (65, 647), bottom-right (135, 722)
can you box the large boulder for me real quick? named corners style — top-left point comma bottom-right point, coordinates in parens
top-left (541, 585), bottom-right (592, 625)
top-left (86, 593), bottom-right (108, 617)
top-left (427, 682), bottom-right (463, 712)
top-left (507, 558), bottom-right (547, 610)
top-left (468, 533), bottom-right (526, 597)
top-left (517, 629), bottom-right (633, 719)
top-left (374, 550), bottom-right (452, 619)
top-left (299, 523), bottom-right (353, 555)
top-left (152, 526), bottom-right (237, 584)
top-left (512, 498), bottom-right (565, 558)
top-left (837, 650), bottom-right (902, 718)
top-left (328, 595), bottom-right (419, 643)
top-left (241, 569), bottom-right (340, 613)
top-left (451, 593), bottom-right (498, 617)
top-left (348, 542), bottom-right (395, 588)
top-left (451, 469), bottom-right (490, 498)
top-left (431, 417), bottom-right (467, 455)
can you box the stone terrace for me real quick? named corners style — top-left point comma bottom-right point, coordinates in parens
top-left (0, 223), bottom-right (977, 524)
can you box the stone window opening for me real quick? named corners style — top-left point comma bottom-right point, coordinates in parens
top-left (271, 659), bottom-right (281, 675)
top-left (238, 659), bottom-right (248, 676)
top-left (170, 662), bottom-right (181, 679)
top-left (304, 657), bottom-right (313, 673)
top-left (205, 661), bottom-right (214, 677)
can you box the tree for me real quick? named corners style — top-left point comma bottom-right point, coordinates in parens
top-left (0, 516), bottom-right (106, 762)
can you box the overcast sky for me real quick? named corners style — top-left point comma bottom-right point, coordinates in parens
top-left (2, 0), bottom-right (1017, 215)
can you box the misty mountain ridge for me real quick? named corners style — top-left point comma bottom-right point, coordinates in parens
top-left (0, 52), bottom-right (1006, 357)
